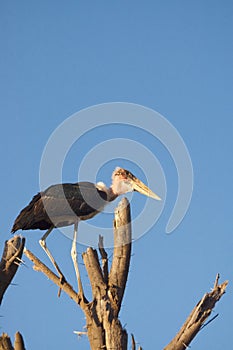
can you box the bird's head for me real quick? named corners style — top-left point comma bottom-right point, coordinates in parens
top-left (111, 167), bottom-right (161, 200)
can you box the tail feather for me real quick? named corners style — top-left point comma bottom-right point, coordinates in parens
top-left (11, 207), bottom-right (37, 232)
top-left (11, 192), bottom-right (45, 233)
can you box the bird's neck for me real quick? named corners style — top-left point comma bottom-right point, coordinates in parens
top-left (96, 182), bottom-right (118, 202)
top-left (107, 187), bottom-right (118, 202)
top-left (110, 179), bottom-right (132, 199)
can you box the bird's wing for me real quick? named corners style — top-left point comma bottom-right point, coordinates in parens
top-left (11, 192), bottom-right (51, 232)
top-left (42, 182), bottom-right (108, 218)
top-left (12, 182), bottom-right (109, 232)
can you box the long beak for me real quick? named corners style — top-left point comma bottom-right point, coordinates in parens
top-left (132, 177), bottom-right (161, 200)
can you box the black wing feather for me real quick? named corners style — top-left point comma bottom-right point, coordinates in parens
top-left (12, 182), bottom-right (108, 232)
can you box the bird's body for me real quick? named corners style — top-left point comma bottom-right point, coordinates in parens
top-left (12, 182), bottom-right (111, 233)
top-left (12, 167), bottom-right (161, 293)
top-left (12, 168), bottom-right (160, 235)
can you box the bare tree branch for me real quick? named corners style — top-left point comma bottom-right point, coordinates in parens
top-left (0, 333), bottom-right (13, 350)
top-left (82, 247), bottom-right (106, 297)
top-left (14, 332), bottom-right (26, 350)
top-left (0, 236), bottom-right (25, 305)
top-left (81, 198), bottom-right (131, 350)
top-left (132, 334), bottom-right (136, 350)
top-left (19, 199), bottom-right (228, 350)
top-left (23, 248), bottom-right (82, 305)
top-left (109, 197), bottom-right (132, 315)
top-left (98, 235), bottom-right (108, 284)
top-left (131, 334), bottom-right (143, 350)
top-left (23, 198), bottom-right (132, 350)
top-left (0, 332), bottom-right (26, 350)
top-left (164, 274), bottom-right (228, 350)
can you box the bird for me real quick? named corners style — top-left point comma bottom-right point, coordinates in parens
top-left (12, 167), bottom-right (161, 287)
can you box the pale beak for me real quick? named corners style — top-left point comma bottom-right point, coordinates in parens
top-left (132, 177), bottom-right (161, 200)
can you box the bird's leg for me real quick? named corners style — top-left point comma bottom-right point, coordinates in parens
top-left (71, 222), bottom-right (83, 294)
top-left (39, 227), bottom-right (66, 296)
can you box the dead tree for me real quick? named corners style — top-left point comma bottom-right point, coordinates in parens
top-left (0, 332), bottom-right (26, 350)
top-left (24, 197), bottom-right (132, 350)
top-left (22, 198), bottom-right (228, 349)
top-left (0, 236), bottom-right (25, 305)
top-left (0, 237), bottom-right (26, 350)
top-left (164, 274), bottom-right (228, 350)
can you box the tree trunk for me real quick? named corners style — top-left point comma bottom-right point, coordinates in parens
top-left (164, 274), bottom-right (228, 350)
top-left (82, 197), bottom-right (131, 350)
top-left (24, 197), bottom-right (132, 350)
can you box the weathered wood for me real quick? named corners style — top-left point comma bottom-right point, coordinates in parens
top-left (0, 333), bottom-right (13, 350)
top-left (109, 198), bottom-right (132, 315)
top-left (0, 236), bottom-right (25, 305)
top-left (132, 334), bottom-right (136, 350)
top-left (103, 198), bottom-right (131, 349)
top-left (82, 198), bottom-right (131, 350)
top-left (131, 333), bottom-right (143, 350)
top-left (24, 248), bottom-right (83, 305)
top-left (102, 318), bottom-right (127, 350)
top-left (21, 197), bottom-right (228, 350)
top-left (14, 332), bottom-right (26, 350)
top-left (98, 235), bottom-right (108, 284)
top-left (24, 198), bottom-right (132, 350)
top-left (164, 274), bottom-right (228, 350)
top-left (82, 247), bottom-right (106, 297)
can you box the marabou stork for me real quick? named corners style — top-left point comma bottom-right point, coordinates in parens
top-left (12, 167), bottom-right (161, 285)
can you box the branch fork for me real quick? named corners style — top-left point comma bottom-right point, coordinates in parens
top-left (24, 198), bottom-right (132, 350)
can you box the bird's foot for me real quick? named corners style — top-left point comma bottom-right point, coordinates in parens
top-left (59, 273), bottom-right (67, 285)
top-left (71, 247), bottom-right (77, 261)
top-left (57, 274), bottom-right (67, 298)
top-left (39, 238), bottom-right (46, 249)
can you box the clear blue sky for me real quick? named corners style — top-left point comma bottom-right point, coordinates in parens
top-left (1, 1), bottom-right (233, 349)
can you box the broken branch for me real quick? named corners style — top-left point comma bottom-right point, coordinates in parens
top-left (164, 274), bottom-right (228, 350)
